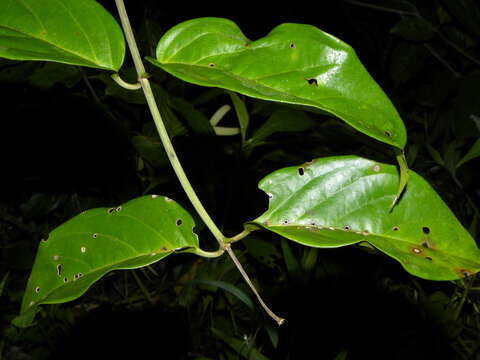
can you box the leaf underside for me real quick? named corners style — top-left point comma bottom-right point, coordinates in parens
top-left (151, 17), bottom-right (406, 149)
top-left (14, 195), bottom-right (199, 327)
top-left (253, 156), bottom-right (480, 280)
top-left (0, 0), bottom-right (125, 71)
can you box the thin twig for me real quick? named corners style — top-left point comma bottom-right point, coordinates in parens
top-left (423, 43), bottom-right (460, 77)
top-left (343, 0), bottom-right (417, 16)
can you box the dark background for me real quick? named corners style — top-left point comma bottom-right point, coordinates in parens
top-left (1, 0), bottom-right (480, 359)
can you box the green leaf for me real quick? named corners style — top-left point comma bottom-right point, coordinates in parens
top-left (390, 17), bottom-right (436, 42)
top-left (0, 272), bottom-right (9, 298)
top-left (457, 138), bottom-right (480, 168)
top-left (228, 91), bottom-right (249, 143)
top-left (244, 108), bottom-right (314, 153)
top-left (188, 279), bottom-right (254, 309)
top-left (13, 195), bottom-right (201, 327)
top-left (150, 17), bottom-right (406, 149)
top-left (252, 156), bottom-right (480, 281)
top-left (0, 0), bottom-right (125, 71)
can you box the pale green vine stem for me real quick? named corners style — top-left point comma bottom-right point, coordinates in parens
top-left (114, 0), bottom-right (284, 325)
top-left (111, 73), bottom-right (142, 90)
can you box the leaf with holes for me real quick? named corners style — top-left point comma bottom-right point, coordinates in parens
top-left (148, 17), bottom-right (406, 149)
top-left (251, 156), bottom-right (480, 280)
top-left (0, 0), bottom-right (125, 71)
top-left (13, 195), bottom-right (200, 327)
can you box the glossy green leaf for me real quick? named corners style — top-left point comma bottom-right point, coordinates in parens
top-left (457, 138), bottom-right (480, 168)
top-left (0, 0), bottom-right (125, 71)
top-left (150, 18), bottom-right (406, 149)
top-left (14, 195), bottom-right (200, 327)
top-left (252, 156), bottom-right (480, 280)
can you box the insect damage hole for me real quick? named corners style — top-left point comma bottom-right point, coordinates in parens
top-left (107, 207), bottom-right (115, 214)
top-left (343, 225), bottom-right (351, 231)
top-left (289, 42), bottom-right (295, 48)
top-left (176, 219), bottom-right (183, 226)
top-left (92, 233), bottom-right (98, 239)
top-left (384, 130), bottom-right (392, 137)
top-left (297, 167), bottom-right (305, 176)
top-left (115, 206), bottom-right (122, 212)
top-left (35, 286), bottom-right (40, 293)
top-left (80, 246), bottom-right (86, 253)
top-left (422, 226), bottom-right (430, 234)
top-left (372, 164), bottom-right (381, 172)
top-left (56, 264), bottom-right (63, 276)
top-left (392, 226), bottom-right (400, 231)
top-left (208, 63), bottom-right (215, 68)
top-left (305, 78), bottom-right (318, 86)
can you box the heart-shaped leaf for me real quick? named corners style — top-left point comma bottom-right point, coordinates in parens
top-left (0, 0), bottom-right (125, 71)
top-left (251, 156), bottom-right (480, 280)
top-left (14, 195), bottom-right (200, 327)
top-left (149, 17), bottom-right (406, 149)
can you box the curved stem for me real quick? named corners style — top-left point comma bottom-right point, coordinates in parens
top-left (114, 0), bottom-right (284, 325)
top-left (111, 73), bottom-right (142, 90)
top-left (225, 229), bottom-right (252, 244)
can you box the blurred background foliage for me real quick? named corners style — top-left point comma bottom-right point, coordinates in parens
top-left (1, 0), bottom-right (480, 359)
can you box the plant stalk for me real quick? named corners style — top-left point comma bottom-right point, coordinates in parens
top-left (114, 0), bottom-right (284, 325)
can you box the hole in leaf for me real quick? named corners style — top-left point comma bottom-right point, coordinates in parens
top-left (283, 220), bottom-right (289, 225)
top-left (161, 247), bottom-right (168, 251)
top-left (298, 167), bottom-right (305, 176)
top-left (78, 273), bottom-right (83, 277)
top-left (267, 192), bottom-right (273, 199)
top-left (289, 42), bottom-right (295, 48)
top-left (384, 130), bottom-right (391, 137)
top-left (116, 206), bottom-right (122, 212)
top-left (56, 264), bottom-right (63, 276)
top-left (412, 248), bottom-right (421, 254)
top-left (81, 247), bottom-right (86, 253)
top-left (305, 78), bottom-right (318, 86)
top-left (35, 286), bottom-right (40, 293)
top-left (42, 236), bottom-right (49, 242)
top-left (208, 63), bottom-right (215, 67)
top-left (425, 256), bottom-right (433, 261)
top-left (392, 226), bottom-right (400, 231)
top-left (107, 208), bottom-right (115, 214)
top-left (63, 277), bottom-right (68, 283)
top-left (421, 240), bottom-right (431, 249)
top-left (422, 227), bottom-right (430, 234)
top-left (372, 164), bottom-right (380, 172)
top-left (343, 225), bottom-right (350, 231)
top-left (460, 269), bottom-right (471, 277)
top-left (176, 219), bottom-right (183, 226)
top-left (92, 233), bottom-right (98, 239)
